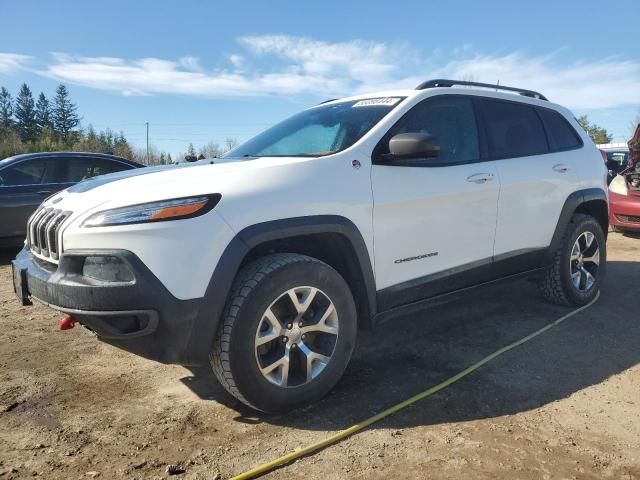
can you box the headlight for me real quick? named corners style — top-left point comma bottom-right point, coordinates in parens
top-left (81, 194), bottom-right (221, 227)
top-left (609, 175), bottom-right (628, 196)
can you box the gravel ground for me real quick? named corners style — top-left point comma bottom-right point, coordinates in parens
top-left (0, 231), bottom-right (639, 479)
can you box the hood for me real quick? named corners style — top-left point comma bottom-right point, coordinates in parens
top-left (45, 156), bottom-right (314, 219)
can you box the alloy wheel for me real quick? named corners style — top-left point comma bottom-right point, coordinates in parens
top-left (254, 286), bottom-right (339, 388)
top-left (569, 231), bottom-right (600, 291)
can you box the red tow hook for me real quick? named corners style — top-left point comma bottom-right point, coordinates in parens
top-left (58, 315), bottom-right (76, 330)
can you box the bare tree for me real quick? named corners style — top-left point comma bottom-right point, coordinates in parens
top-left (198, 141), bottom-right (223, 158)
top-left (224, 137), bottom-right (238, 152)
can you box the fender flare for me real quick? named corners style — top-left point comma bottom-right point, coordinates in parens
top-left (546, 187), bottom-right (608, 263)
top-left (186, 215), bottom-right (377, 364)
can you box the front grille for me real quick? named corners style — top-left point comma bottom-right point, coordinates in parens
top-left (615, 214), bottom-right (640, 224)
top-left (27, 208), bottom-right (72, 261)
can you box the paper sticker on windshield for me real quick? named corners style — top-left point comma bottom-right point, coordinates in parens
top-left (352, 97), bottom-right (402, 108)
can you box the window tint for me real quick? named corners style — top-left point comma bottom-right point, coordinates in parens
top-left (0, 158), bottom-right (64, 186)
top-left (66, 158), bottom-right (130, 182)
top-left (481, 100), bottom-right (549, 158)
top-left (379, 96), bottom-right (480, 163)
top-left (260, 123), bottom-right (341, 156)
top-left (537, 109), bottom-right (582, 151)
top-left (227, 97), bottom-right (404, 158)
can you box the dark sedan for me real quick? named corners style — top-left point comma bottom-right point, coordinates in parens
top-left (0, 152), bottom-right (142, 247)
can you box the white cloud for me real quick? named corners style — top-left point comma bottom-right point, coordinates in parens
top-left (0, 53), bottom-right (32, 73)
top-left (4, 36), bottom-right (639, 110)
top-left (437, 52), bottom-right (640, 109)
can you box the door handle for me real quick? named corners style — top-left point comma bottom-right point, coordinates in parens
top-left (552, 164), bottom-right (570, 173)
top-left (466, 173), bottom-right (495, 184)
top-left (36, 190), bottom-right (53, 195)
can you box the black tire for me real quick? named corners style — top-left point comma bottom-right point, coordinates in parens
top-left (541, 214), bottom-right (606, 306)
top-left (210, 253), bottom-right (357, 413)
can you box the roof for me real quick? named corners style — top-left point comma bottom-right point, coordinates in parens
top-left (319, 79), bottom-right (549, 106)
top-left (0, 151), bottom-right (142, 168)
top-left (596, 143), bottom-right (630, 150)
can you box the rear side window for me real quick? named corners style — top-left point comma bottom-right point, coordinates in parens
top-left (377, 95), bottom-right (480, 164)
top-left (66, 158), bottom-right (130, 182)
top-left (481, 99), bottom-right (549, 158)
top-left (537, 109), bottom-right (582, 151)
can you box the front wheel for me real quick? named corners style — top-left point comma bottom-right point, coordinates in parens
top-left (541, 214), bottom-right (606, 306)
top-left (210, 253), bottom-right (357, 413)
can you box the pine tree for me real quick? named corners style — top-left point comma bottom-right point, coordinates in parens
top-left (15, 83), bottom-right (38, 142)
top-left (35, 92), bottom-right (51, 134)
top-left (52, 84), bottom-right (80, 144)
top-left (0, 87), bottom-right (14, 133)
top-left (113, 132), bottom-right (133, 159)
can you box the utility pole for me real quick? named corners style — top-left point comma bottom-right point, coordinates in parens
top-left (145, 122), bottom-right (149, 164)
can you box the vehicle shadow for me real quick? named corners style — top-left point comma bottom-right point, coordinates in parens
top-left (180, 259), bottom-right (640, 431)
top-left (622, 230), bottom-right (640, 240)
top-left (0, 247), bottom-right (21, 266)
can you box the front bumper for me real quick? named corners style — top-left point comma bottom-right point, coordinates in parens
top-left (12, 247), bottom-right (210, 365)
top-left (609, 191), bottom-right (640, 231)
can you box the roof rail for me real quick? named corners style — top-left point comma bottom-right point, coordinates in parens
top-left (415, 79), bottom-right (548, 101)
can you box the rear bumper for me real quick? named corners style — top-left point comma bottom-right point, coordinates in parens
top-left (12, 247), bottom-right (212, 365)
top-left (609, 191), bottom-right (640, 231)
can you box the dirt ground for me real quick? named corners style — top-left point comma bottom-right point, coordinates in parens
top-left (0, 232), bottom-right (639, 480)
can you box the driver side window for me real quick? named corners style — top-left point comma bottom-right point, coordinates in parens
top-left (379, 96), bottom-right (480, 164)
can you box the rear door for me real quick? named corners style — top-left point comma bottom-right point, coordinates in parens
top-left (371, 95), bottom-right (500, 310)
top-left (0, 157), bottom-right (67, 241)
top-left (479, 99), bottom-right (582, 274)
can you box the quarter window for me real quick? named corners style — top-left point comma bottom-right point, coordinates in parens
top-left (537, 108), bottom-right (582, 151)
top-left (377, 96), bottom-right (480, 164)
top-left (481, 99), bottom-right (549, 158)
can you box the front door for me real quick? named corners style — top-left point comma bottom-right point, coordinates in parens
top-left (371, 95), bottom-right (500, 310)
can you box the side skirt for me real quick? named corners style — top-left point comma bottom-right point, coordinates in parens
top-left (372, 266), bottom-right (546, 326)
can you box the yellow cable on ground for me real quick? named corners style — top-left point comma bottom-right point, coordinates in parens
top-left (231, 292), bottom-right (600, 480)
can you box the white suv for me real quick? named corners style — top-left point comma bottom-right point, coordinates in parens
top-left (12, 79), bottom-right (608, 412)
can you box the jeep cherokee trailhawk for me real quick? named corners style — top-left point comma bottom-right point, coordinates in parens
top-left (12, 79), bottom-right (608, 412)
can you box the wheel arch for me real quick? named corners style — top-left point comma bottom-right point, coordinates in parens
top-left (547, 188), bottom-right (608, 263)
top-left (236, 216), bottom-right (377, 327)
top-left (186, 215), bottom-right (377, 365)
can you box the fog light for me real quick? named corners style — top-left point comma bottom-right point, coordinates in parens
top-left (82, 256), bottom-right (134, 283)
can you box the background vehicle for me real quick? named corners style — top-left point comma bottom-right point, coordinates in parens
top-left (608, 126), bottom-right (640, 232)
top-left (12, 80), bottom-right (608, 413)
top-left (598, 143), bottom-right (630, 184)
top-left (0, 152), bottom-right (141, 247)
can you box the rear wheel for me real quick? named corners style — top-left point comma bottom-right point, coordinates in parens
top-left (210, 253), bottom-right (357, 412)
top-left (541, 214), bottom-right (606, 306)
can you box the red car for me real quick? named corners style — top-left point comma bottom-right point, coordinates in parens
top-left (609, 128), bottom-right (640, 232)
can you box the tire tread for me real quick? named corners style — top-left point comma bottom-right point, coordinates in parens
top-left (541, 213), bottom-right (599, 306)
top-left (209, 253), bottom-right (322, 410)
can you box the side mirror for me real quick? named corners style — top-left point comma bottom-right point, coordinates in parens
top-left (389, 132), bottom-right (440, 159)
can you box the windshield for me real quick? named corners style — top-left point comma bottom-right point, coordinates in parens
top-left (606, 151), bottom-right (629, 168)
top-left (225, 97), bottom-right (405, 158)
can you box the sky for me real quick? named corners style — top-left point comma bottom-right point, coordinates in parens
top-left (0, 0), bottom-right (639, 157)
